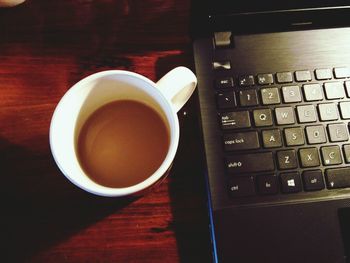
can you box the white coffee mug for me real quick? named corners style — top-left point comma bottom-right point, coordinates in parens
top-left (49, 66), bottom-right (197, 197)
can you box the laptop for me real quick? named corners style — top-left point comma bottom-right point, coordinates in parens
top-left (191, 1), bottom-right (350, 262)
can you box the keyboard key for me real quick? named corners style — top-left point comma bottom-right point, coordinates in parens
top-left (334, 67), bottom-right (350, 79)
top-left (296, 105), bottom-right (317, 123)
top-left (295, 70), bottom-right (312, 82)
top-left (262, 129), bottom-right (282, 148)
top-left (261, 87), bottom-right (281, 105)
top-left (213, 60), bottom-right (231, 70)
top-left (326, 167), bottom-right (350, 189)
top-left (302, 170), bottom-right (325, 191)
top-left (221, 111), bottom-right (251, 130)
top-left (299, 147), bottom-right (320, 167)
top-left (321, 145), bottom-right (342, 166)
top-left (328, 123), bottom-right (349, 142)
top-left (318, 103), bottom-right (339, 121)
top-left (276, 72), bottom-right (293, 83)
top-left (257, 73), bottom-right (274, 85)
top-left (339, 102), bottom-right (350, 119)
top-left (223, 131), bottom-right (260, 151)
top-left (253, 109), bottom-right (273, 127)
top-left (343, 144), bottom-right (350, 163)
top-left (214, 31), bottom-right (232, 48)
top-left (277, 150), bottom-right (298, 169)
top-left (305, 125), bottom-right (327, 144)
top-left (275, 107), bottom-right (295, 125)
top-left (280, 172), bottom-right (302, 193)
top-left (282, 85), bottom-right (302, 103)
top-left (324, 82), bottom-right (345, 99)
top-left (216, 91), bottom-right (237, 109)
top-left (315, 68), bottom-right (332, 80)
top-left (303, 83), bottom-right (324, 101)
top-left (345, 81), bottom-right (350, 97)
top-left (284, 127), bottom-right (305, 146)
top-left (239, 75), bottom-right (255, 86)
top-left (228, 176), bottom-right (255, 197)
top-left (226, 152), bottom-right (275, 174)
top-left (257, 175), bottom-right (278, 195)
top-left (239, 89), bottom-right (259, 106)
top-left (216, 77), bottom-right (234, 89)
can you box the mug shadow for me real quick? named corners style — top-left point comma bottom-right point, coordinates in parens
top-left (156, 52), bottom-right (212, 262)
top-left (0, 138), bottom-right (135, 262)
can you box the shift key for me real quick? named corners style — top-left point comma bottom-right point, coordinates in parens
top-left (226, 152), bottom-right (275, 174)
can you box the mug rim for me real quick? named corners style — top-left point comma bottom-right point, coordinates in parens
top-left (49, 70), bottom-right (180, 197)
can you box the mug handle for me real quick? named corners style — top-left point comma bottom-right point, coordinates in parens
top-left (156, 66), bottom-right (197, 113)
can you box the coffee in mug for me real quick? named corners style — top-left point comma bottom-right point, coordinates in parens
top-left (77, 100), bottom-right (170, 188)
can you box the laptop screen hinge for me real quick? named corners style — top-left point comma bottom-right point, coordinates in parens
top-left (213, 31), bottom-right (234, 48)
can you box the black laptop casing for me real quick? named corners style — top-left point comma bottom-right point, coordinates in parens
top-left (192, 2), bottom-right (350, 262)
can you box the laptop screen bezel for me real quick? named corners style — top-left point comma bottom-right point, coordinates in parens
top-left (191, 1), bottom-right (350, 36)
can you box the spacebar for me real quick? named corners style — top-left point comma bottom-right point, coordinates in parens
top-left (226, 152), bottom-right (275, 174)
top-left (326, 167), bottom-right (350, 189)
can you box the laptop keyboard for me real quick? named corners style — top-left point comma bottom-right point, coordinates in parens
top-left (216, 67), bottom-right (350, 201)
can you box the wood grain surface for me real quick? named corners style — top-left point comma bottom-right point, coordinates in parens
top-left (0, 1), bottom-right (211, 262)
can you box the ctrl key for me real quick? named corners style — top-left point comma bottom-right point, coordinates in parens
top-left (228, 176), bottom-right (255, 197)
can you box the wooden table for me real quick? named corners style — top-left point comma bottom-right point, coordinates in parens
top-left (0, 1), bottom-right (211, 262)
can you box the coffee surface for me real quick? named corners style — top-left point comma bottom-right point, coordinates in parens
top-left (77, 100), bottom-right (170, 188)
